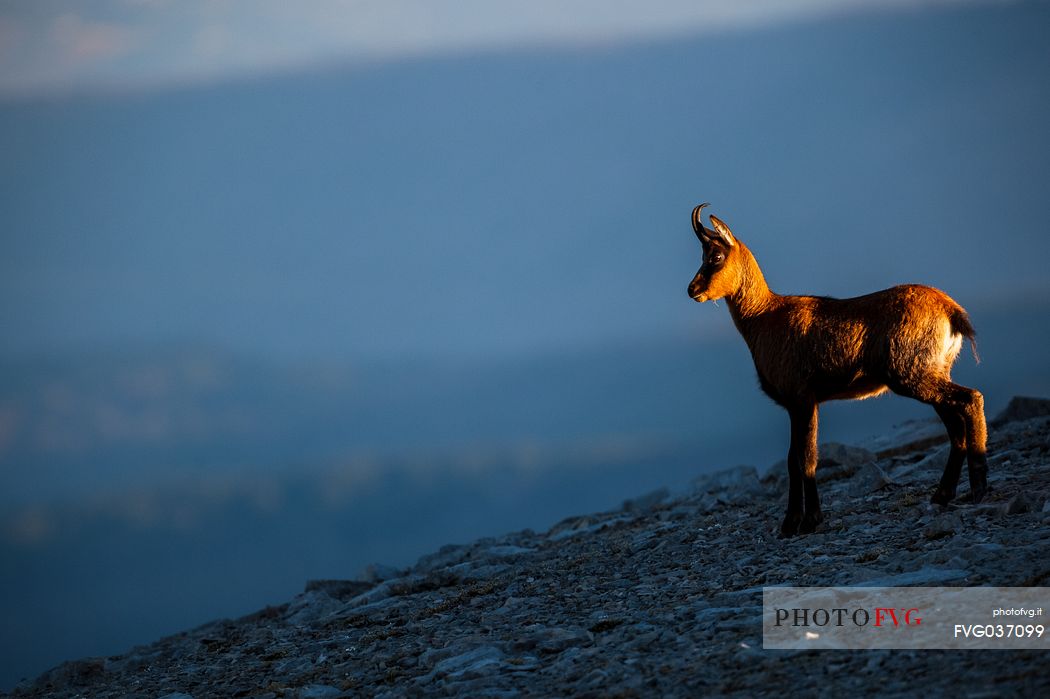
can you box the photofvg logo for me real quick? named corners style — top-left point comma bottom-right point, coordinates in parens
top-left (774, 606), bottom-right (922, 629)
top-left (763, 587), bottom-right (1048, 649)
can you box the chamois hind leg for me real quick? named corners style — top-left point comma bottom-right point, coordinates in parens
top-left (930, 404), bottom-right (967, 506)
top-left (929, 382), bottom-right (988, 503)
top-left (955, 384), bottom-right (988, 502)
top-left (782, 402), bottom-right (821, 537)
top-left (892, 378), bottom-right (988, 505)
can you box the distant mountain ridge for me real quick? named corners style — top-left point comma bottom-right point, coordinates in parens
top-left (4, 295), bottom-right (1049, 506)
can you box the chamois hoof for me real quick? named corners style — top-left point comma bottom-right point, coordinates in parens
top-left (780, 512), bottom-right (803, 538)
top-left (798, 511), bottom-right (824, 535)
top-left (969, 482), bottom-right (988, 504)
top-left (930, 487), bottom-right (955, 506)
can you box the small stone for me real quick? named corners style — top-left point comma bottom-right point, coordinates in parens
top-left (761, 459), bottom-right (788, 486)
top-left (539, 627), bottom-right (591, 654)
top-left (846, 461), bottom-right (896, 497)
top-left (304, 579), bottom-right (374, 599)
top-left (853, 566), bottom-right (969, 587)
top-left (1001, 492), bottom-right (1036, 516)
top-left (819, 443), bottom-right (877, 472)
top-left (359, 562), bottom-right (403, 583)
top-left (694, 606), bottom-right (745, 626)
top-left (429, 645), bottom-right (504, 679)
top-left (483, 545), bottom-right (535, 558)
top-left (547, 514), bottom-right (631, 541)
top-left (588, 612), bottom-right (625, 633)
top-left (297, 685), bottom-right (345, 699)
top-left (692, 465), bottom-right (762, 499)
top-left (416, 543), bottom-right (471, 572)
top-left (859, 418), bottom-right (945, 455)
top-left (991, 449), bottom-right (1023, 467)
top-left (696, 492), bottom-right (723, 511)
top-left (953, 543), bottom-right (1005, 561)
top-left (513, 626), bottom-right (592, 654)
top-left (494, 596), bottom-right (524, 614)
top-left (923, 513), bottom-right (962, 540)
top-left (40, 658), bottom-right (107, 686)
top-left (991, 396), bottom-right (1050, 426)
top-left (457, 562), bottom-right (511, 582)
top-left (622, 487), bottom-right (669, 512)
top-left (896, 444), bottom-right (951, 479)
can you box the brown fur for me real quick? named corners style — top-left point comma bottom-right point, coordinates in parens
top-left (687, 204), bottom-right (988, 537)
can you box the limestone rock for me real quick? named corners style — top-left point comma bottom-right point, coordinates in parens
top-left (923, 513), bottom-right (962, 540)
top-left (992, 396), bottom-right (1050, 426)
top-left (859, 418), bottom-right (946, 455)
top-left (846, 461), bottom-right (896, 496)
top-left (819, 442), bottom-right (877, 473)
top-left (622, 487), bottom-right (669, 512)
top-left (304, 579), bottom-right (373, 599)
top-left (297, 685), bottom-right (345, 699)
top-left (425, 645), bottom-right (504, 680)
top-left (1002, 492), bottom-right (1038, 516)
top-left (691, 465), bottom-right (762, 501)
top-left (852, 566), bottom-right (970, 587)
top-left (358, 563), bottom-right (403, 584)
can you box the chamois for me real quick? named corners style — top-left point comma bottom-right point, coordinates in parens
top-left (687, 203), bottom-right (988, 537)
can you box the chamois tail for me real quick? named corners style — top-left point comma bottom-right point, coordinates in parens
top-left (950, 307), bottom-right (979, 364)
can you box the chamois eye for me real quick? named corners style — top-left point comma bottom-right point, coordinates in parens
top-left (712, 253), bottom-right (725, 264)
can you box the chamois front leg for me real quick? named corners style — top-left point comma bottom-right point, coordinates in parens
top-left (797, 403), bottom-right (823, 534)
top-left (780, 455), bottom-right (803, 538)
top-left (781, 403), bottom-right (821, 537)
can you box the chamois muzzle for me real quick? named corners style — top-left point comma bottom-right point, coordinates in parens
top-left (688, 273), bottom-right (708, 302)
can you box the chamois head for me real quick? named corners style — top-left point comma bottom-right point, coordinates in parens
top-left (687, 203), bottom-right (743, 303)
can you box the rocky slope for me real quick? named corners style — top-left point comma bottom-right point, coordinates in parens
top-left (7, 398), bottom-right (1050, 698)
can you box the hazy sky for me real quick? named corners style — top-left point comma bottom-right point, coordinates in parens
top-left (2, 0), bottom-right (1048, 360)
top-left (0, 0), bottom-right (990, 95)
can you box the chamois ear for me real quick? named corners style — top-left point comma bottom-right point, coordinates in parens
top-left (692, 203), bottom-right (715, 244)
top-left (708, 214), bottom-right (737, 247)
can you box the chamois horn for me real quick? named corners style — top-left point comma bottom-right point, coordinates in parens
top-left (692, 202), bottom-right (714, 243)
